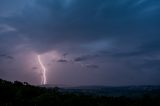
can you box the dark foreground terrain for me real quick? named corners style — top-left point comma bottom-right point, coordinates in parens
top-left (0, 79), bottom-right (160, 106)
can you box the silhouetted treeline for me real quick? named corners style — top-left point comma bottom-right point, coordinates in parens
top-left (0, 78), bottom-right (160, 106)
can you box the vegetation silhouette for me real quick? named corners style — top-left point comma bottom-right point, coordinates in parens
top-left (0, 78), bottom-right (160, 106)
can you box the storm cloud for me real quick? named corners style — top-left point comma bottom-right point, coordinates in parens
top-left (0, 0), bottom-right (160, 85)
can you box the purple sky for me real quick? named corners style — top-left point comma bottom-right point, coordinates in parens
top-left (0, 0), bottom-right (160, 86)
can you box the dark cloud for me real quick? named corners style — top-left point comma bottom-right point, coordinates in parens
top-left (74, 54), bottom-right (99, 62)
top-left (85, 64), bottom-right (99, 69)
top-left (6, 56), bottom-right (14, 60)
top-left (74, 56), bottom-right (88, 62)
top-left (63, 53), bottom-right (68, 58)
top-left (32, 67), bottom-right (38, 70)
top-left (0, 0), bottom-right (160, 85)
top-left (133, 60), bottom-right (160, 71)
top-left (57, 59), bottom-right (68, 63)
top-left (0, 54), bottom-right (6, 57)
top-left (0, 54), bottom-right (14, 60)
top-left (1, 0), bottom-right (159, 53)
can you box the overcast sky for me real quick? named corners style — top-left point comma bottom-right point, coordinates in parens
top-left (0, 0), bottom-right (160, 86)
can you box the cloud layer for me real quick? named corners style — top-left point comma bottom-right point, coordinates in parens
top-left (0, 0), bottom-right (160, 85)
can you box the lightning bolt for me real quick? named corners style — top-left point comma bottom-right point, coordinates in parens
top-left (37, 55), bottom-right (47, 85)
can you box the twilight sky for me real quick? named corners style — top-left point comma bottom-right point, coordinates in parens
top-left (0, 0), bottom-right (160, 86)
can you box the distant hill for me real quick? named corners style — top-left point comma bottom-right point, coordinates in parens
top-left (42, 84), bottom-right (160, 97)
top-left (0, 78), bottom-right (160, 106)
